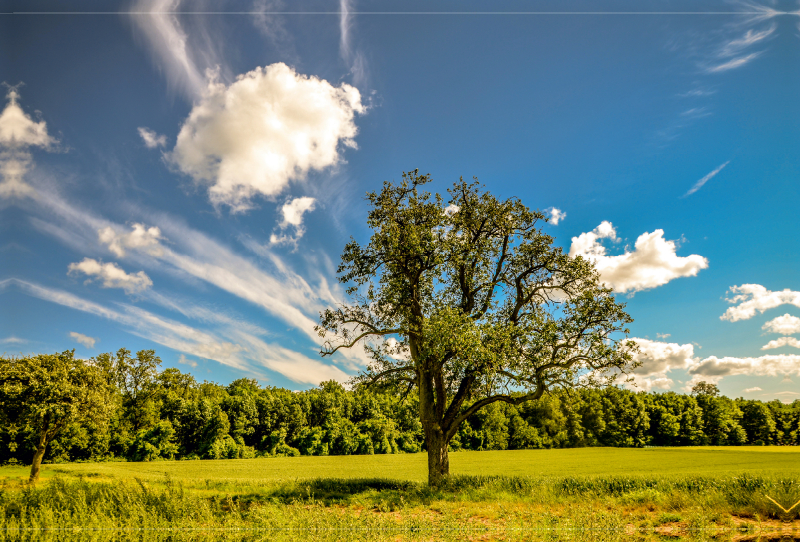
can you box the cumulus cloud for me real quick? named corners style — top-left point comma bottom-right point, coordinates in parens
top-left (656, 333), bottom-right (671, 339)
top-left (270, 196), bottom-right (316, 246)
top-left (720, 285), bottom-right (800, 322)
top-left (683, 161), bottom-right (729, 197)
top-left (762, 337), bottom-right (800, 350)
top-left (0, 89), bottom-right (57, 199)
top-left (689, 354), bottom-right (800, 378)
top-left (98, 223), bottom-right (165, 258)
top-left (167, 63), bottom-right (364, 212)
top-left (545, 207), bottom-right (566, 225)
top-left (625, 337), bottom-right (696, 391)
top-left (68, 258), bottom-right (153, 294)
top-left (569, 222), bottom-right (708, 294)
top-left (743, 386), bottom-right (762, 393)
top-left (762, 313), bottom-right (800, 335)
top-left (69, 331), bottom-right (97, 348)
top-left (444, 204), bottom-right (460, 216)
top-left (138, 127), bottom-right (167, 149)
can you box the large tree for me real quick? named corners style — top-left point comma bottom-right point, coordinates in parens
top-left (0, 351), bottom-right (111, 482)
top-left (317, 171), bottom-right (638, 485)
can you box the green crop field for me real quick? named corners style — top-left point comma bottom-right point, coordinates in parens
top-left (2, 447), bottom-right (797, 485)
top-left (2, 447), bottom-right (799, 539)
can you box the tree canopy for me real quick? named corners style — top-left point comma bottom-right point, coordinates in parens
top-left (317, 171), bottom-right (638, 485)
top-left (0, 350), bottom-right (111, 482)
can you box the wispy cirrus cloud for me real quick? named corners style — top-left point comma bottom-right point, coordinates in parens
top-left (702, 18), bottom-right (777, 74)
top-left (683, 160), bottom-right (730, 197)
top-left (3, 278), bottom-right (348, 384)
top-left (130, 0), bottom-right (212, 101)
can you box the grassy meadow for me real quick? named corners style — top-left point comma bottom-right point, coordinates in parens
top-left (1, 447), bottom-right (799, 540)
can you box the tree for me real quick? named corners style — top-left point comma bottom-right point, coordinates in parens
top-left (108, 348), bottom-right (162, 432)
top-left (690, 381), bottom-right (720, 398)
top-left (0, 351), bottom-right (110, 482)
top-left (317, 171), bottom-right (637, 485)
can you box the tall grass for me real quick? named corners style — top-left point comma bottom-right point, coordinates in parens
top-left (1, 472), bottom-right (797, 536)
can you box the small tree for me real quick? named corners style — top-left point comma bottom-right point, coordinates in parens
top-left (0, 351), bottom-right (111, 482)
top-left (317, 171), bottom-right (637, 485)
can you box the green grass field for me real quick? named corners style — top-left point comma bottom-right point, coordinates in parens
top-left (1, 447), bottom-right (798, 539)
top-left (2, 447), bottom-right (796, 485)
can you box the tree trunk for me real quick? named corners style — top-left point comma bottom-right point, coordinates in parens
top-left (426, 430), bottom-right (450, 486)
top-left (419, 369), bottom-right (450, 486)
top-left (29, 431), bottom-right (48, 483)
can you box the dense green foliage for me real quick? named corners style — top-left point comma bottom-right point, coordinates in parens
top-left (0, 350), bottom-right (111, 480)
top-left (1, 349), bottom-right (798, 467)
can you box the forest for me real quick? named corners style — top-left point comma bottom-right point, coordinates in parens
top-left (1, 348), bottom-right (798, 467)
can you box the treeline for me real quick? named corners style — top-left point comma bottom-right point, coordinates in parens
top-left (1, 349), bottom-right (798, 466)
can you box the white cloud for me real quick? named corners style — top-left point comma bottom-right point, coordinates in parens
top-left (720, 285), bottom-right (800, 322)
top-left (130, 0), bottom-right (207, 100)
top-left (625, 337), bottom-right (695, 391)
top-left (68, 258), bottom-right (153, 294)
top-left (138, 127), bottom-right (167, 149)
top-left (98, 223), bottom-right (165, 258)
top-left (688, 354), bottom-right (800, 378)
top-left (718, 25), bottom-right (776, 59)
top-left (69, 331), bottom-right (97, 348)
top-left (7, 278), bottom-right (348, 384)
top-left (703, 25), bottom-right (775, 74)
top-left (0, 89), bottom-right (57, 199)
top-left (762, 337), bottom-right (800, 350)
top-left (270, 196), bottom-right (316, 246)
top-left (0, 336), bottom-right (27, 345)
top-left (444, 204), bottom-right (460, 216)
top-left (338, 0), bottom-right (369, 87)
top-left (706, 52), bottom-right (762, 73)
top-left (177, 354), bottom-right (198, 368)
top-left (743, 386), bottom-right (762, 393)
top-left (683, 161), bottom-right (729, 197)
top-left (546, 207), bottom-right (566, 225)
top-left (656, 333), bottom-right (671, 339)
top-left (762, 313), bottom-right (800, 335)
top-left (569, 222), bottom-right (708, 294)
top-left (24, 189), bottom-right (372, 371)
top-left (168, 63), bottom-right (364, 212)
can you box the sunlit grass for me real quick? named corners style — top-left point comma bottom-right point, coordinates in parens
top-left (2, 447), bottom-right (795, 486)
top-left (1, 447), bottom-right (798, 537)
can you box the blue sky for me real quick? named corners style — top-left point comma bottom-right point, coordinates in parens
top-left (1, 1), bottom-right (799, 401)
